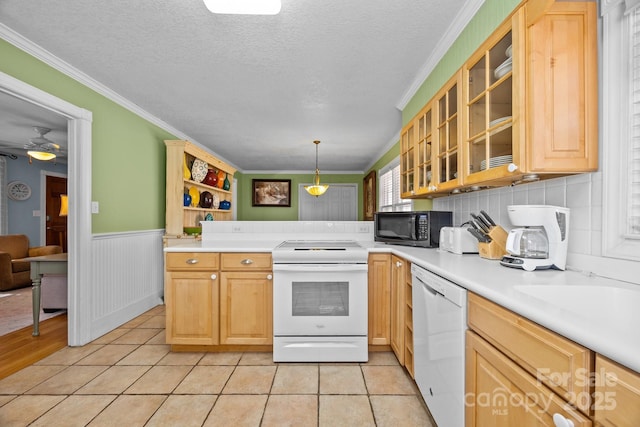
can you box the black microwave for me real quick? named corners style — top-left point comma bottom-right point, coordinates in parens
top-left (374, 211), bottom-right (453, 248)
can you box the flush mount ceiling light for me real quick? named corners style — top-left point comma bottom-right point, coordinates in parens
top-left (202, 0), bottom-right (281, 15)
top-left (304, 140), bottom-right (329, 197)
top-left (27, 150), bottom-right (56, 161)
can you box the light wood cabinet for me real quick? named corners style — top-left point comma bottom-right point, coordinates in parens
top-left (401, 0), bottom-right (598, 198)
top-left (468, 292), bottom-right (593, 414)
top-left (220, 271), bottom-right (273, 345)
top-left (403, 260), bottom-right (414, 378)
top-left (164, 140), bottom-right (237, 239)
top-left (165, 252), bottom-right (220, 345)
top-left (466, 330), bottom-right (592, 427)
top-left (594, 355), bottom-right (640, 427)
top-left (390, 255), bottom-right (406, 364)
top-left (219, 253), bottom-right (273, 345)
top-left (368, 253), bottom-right (391, 346)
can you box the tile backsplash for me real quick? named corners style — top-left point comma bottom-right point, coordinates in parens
top-left (432, 172), bottom-right (603, 258)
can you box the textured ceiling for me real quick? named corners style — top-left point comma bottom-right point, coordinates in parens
top-left (0, 0), bottom-right (472, 172)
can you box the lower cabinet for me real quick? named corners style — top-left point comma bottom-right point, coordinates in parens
top-left (466, 292), bottom-right (593, 427)
top-left (165, 252), bottom-right (272, 348)
top-left (594, 355), bottom-right (640, 427)
top-left (368, 253), bottom-right (391, 345)
top-left (220, 271), bottom-right (273, 345)
top-left (390, 255), bottom-right (406, 365)
top-left (165, 252), bottom-right (220, 346)
top-left (466, 330), bottom-right (592, 426)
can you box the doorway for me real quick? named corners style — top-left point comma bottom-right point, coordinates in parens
top-left (45, 175), bottom-right (68, 252)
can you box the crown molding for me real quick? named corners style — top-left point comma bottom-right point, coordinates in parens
top-left (0, 23), bottom-right (240, 171)
top-left (366, 131), bottom-right (400, 172)
top-left (395, 0), bottom-right (486, 110)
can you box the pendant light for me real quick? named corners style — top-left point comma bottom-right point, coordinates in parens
top-left (304, 140), bottom-right (329, 197)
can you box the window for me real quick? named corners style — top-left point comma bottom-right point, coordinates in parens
top-left (602, 0), bottom-right (640, 260)
top-left (378, 157), bottom-right (412, 212)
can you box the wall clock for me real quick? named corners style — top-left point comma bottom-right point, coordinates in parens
top-left (7, 181), bottom-right (32, 201)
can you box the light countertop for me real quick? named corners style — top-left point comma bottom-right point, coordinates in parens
top-left (165, 240), bottom-right (640, 373)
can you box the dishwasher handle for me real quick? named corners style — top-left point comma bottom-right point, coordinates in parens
top-left (414, 276), bottom-right (441, 297)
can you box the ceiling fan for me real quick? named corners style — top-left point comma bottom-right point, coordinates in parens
top-left (23, 126), bottom-right (66, 161)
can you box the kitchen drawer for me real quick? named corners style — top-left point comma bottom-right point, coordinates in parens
top-left (594, 355), bottom-right (640, 427)
top-left (466, 330), bottom-right (592, 427)
top-left (166, 252), bottom-right (220, 271)
top-left (468, 293), bottom-right (593, 414)
top-left (221, 253), bottom-right (272, 270)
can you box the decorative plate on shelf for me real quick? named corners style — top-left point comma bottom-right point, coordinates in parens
top-left (494, 57), bottom-right (512, 79)
top-left (191, 159), bottom-right (208, 182)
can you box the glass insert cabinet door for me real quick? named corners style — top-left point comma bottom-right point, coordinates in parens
top-left (417, 108), bottom-right (433, 191)
top-left (401, 122), bottom-right (415, 195)
top-left (466, 30), bottom-right (513, 179)
top-left (436, 75), bottom-right (460, 188)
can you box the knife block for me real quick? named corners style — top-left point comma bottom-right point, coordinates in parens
top-left (478, 226), bottom-right (508, 260)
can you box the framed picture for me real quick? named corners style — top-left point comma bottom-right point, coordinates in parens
top-left (252, 179), bottom-right (292, 207)
top-left (363, 170), bottom-right (376, 221)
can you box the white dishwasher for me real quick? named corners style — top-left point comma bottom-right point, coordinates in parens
top-left (411, 263), bottom-right (467, 427)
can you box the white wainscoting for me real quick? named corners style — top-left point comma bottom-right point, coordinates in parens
top-left (87, 230), bottom-right (165, 341)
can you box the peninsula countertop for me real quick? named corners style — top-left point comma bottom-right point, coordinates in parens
top-left (164, 239), bottom-right (640, 373)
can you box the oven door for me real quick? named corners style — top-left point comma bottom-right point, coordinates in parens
top-left (273, 263), bottom-right (368, 336)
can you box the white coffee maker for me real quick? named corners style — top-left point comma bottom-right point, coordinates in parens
top-left (500, 205), bottom-right (570, 271)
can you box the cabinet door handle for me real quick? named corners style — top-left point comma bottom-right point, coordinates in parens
top-left (186, 258), bottom-right (198, 265)
top-left (396, 261), bottom-right (403, 267)
top-left (210, 274), bottom-right (217, 280)
top-left (507, 163), bottom-right (518, 173)
top-left (552, 414), bottom-right (574, 427)
top-left (267, 274), bottom-right (273, 280)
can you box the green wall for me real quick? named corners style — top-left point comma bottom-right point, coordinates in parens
top-left (0, 38), bottom-right (176, 233)
top-left (237, 172), bottom-right (364, 220)
top-left (402, 0), bottom-right (521, 126)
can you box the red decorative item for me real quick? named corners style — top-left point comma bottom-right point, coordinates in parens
top-left (203, 169), bottom-right (218, 187)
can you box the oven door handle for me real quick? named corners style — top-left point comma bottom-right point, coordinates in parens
top-left (273, 264), bottom-right (368, 273)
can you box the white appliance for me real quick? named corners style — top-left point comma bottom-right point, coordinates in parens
top-left (500, 205), bottom-right (570, 271)
top-left (272, 240), bottom-right (368, 362)
top-left (412, 263), bottom-right (467, 427)
top-left (439, 226), bottom-right (479, 254)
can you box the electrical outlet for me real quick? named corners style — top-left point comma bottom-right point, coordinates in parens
top-left (232, 225), bottom-right (243, 232)
top-left (358, 224), bottom-right (371, 233)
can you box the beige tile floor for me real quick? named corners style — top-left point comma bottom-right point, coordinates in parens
top-left (0, 305), bottom-right (435, 426)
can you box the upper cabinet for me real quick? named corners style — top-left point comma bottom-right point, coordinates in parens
top-left (165, 140), bottom-right (237, 239)
top-left (401, 0), bottom-right (597, 199)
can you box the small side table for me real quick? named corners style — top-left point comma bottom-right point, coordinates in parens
top-left (24, 253), bottom-right (68, 336)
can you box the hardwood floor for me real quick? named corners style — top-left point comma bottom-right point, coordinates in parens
top-left (0, 314), bottom-right (67, 380)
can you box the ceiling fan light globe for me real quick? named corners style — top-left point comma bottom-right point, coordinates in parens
top-left (27, 150), bottom-right (56, 161)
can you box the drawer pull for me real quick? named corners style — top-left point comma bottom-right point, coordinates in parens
top-left (267, 274), bottom-right (273, 280)
top-left (241, 259), bottom-right (254, 265)
top-left (186, 258), bottom-right (198, 265)
top-left (211, 274), bottom-right (217, 280)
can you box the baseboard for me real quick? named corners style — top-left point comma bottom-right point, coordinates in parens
top-left (88, 293), bottom-right (163, 343)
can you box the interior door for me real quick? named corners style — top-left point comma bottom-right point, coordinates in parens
top-left (46, 175), bottom-right (67, 252)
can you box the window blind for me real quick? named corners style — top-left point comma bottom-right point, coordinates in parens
top-left (378, 163), bottom-right (412, 212)
top-left (629, 8), bottom-right (640, 236)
